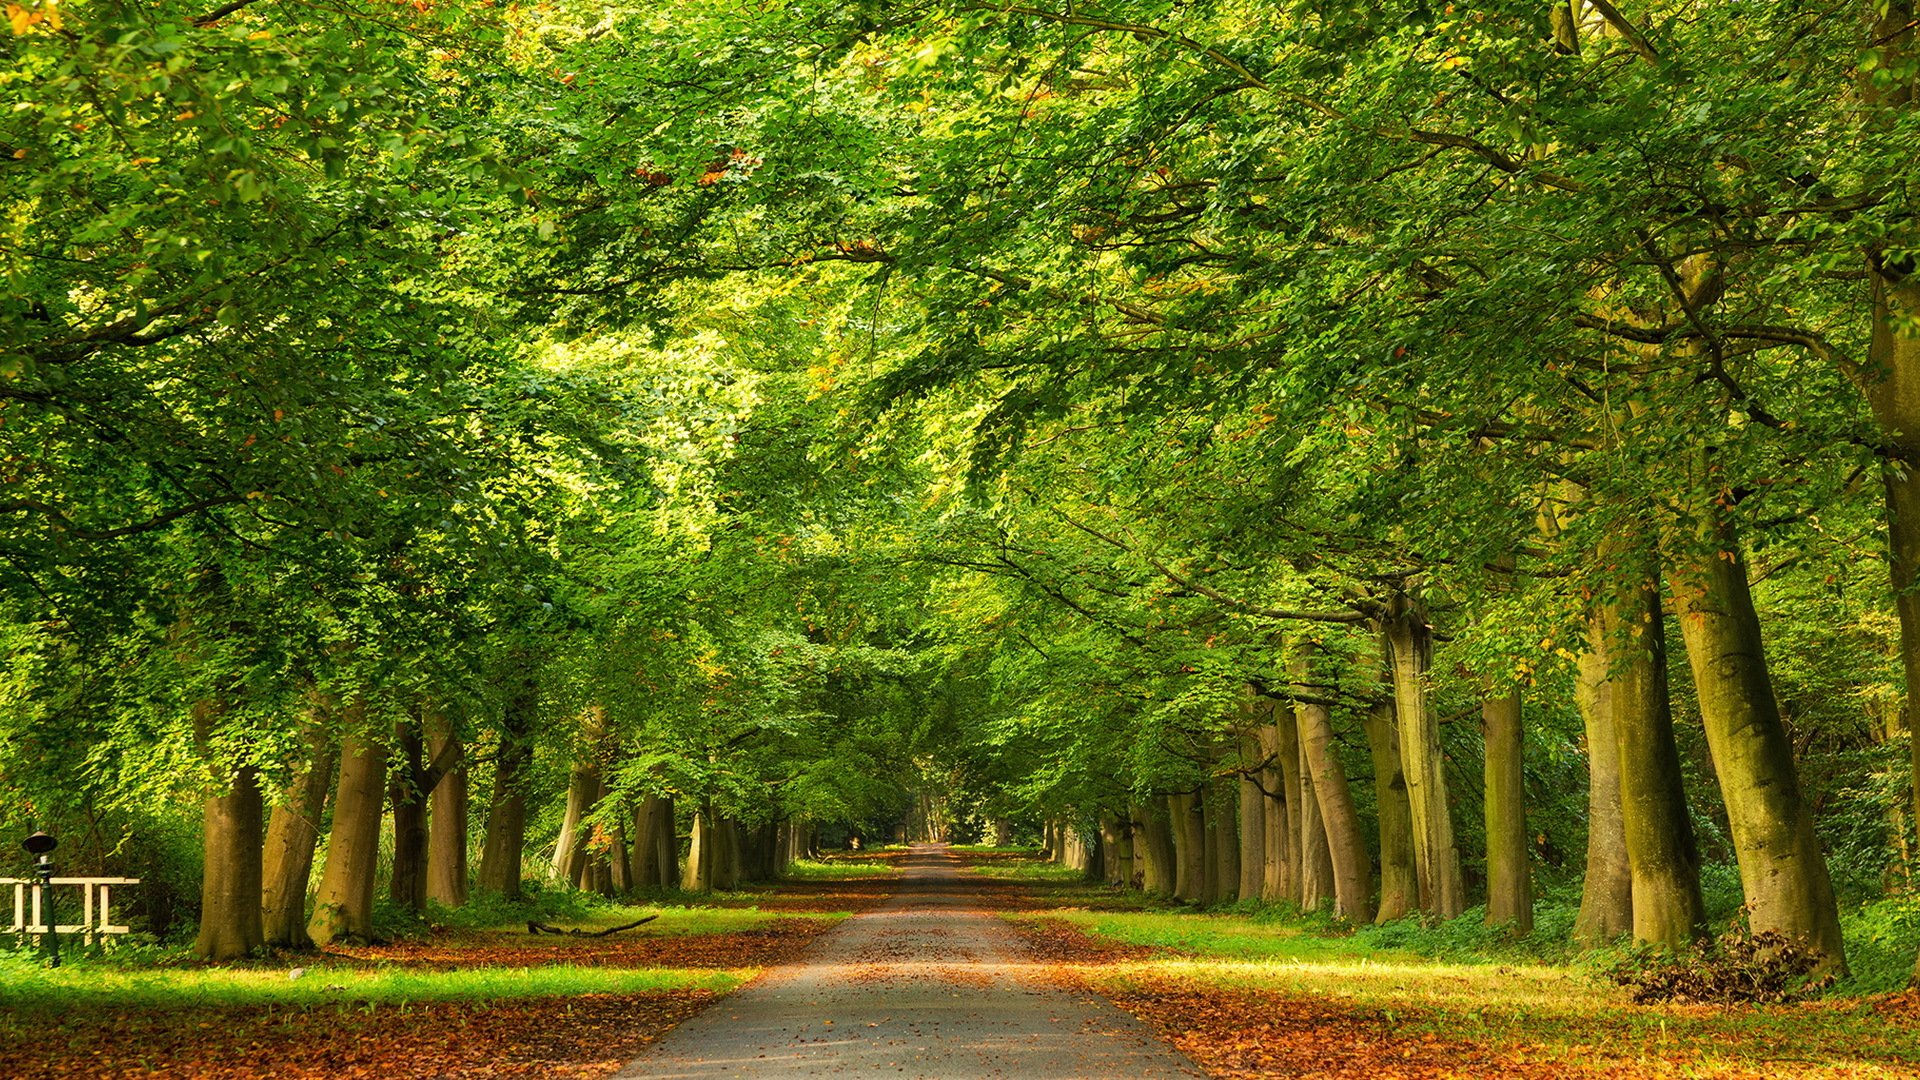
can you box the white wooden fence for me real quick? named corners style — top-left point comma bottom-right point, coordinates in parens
top-left (3, 877), bottom-right (139, 945)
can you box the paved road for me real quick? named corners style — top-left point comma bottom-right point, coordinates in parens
top-left (614, 843), bottom-right (1202, 1079)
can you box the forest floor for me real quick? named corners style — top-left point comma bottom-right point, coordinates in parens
top-left (0, 853), bottom-right (901, 1079)
top-left (978, 851), bottom-right (1920, 1079)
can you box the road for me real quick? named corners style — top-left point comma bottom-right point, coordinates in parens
top-left (614, 843), bottom-right (1203, 1079)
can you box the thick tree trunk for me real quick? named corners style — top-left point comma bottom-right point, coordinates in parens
top-left (1599, 536), bottom-right (1707, 948)
top-left (389, 723), bottom-right (429, 910)
top-left (477, 671), bottom-right (537, 899)
top-left (655, 796), bottom-right (679, 888)
top-left (1296, 726), bottom-right (1334, 912)
top-left (1672, 512), bottom-right (1844, 971)
top-left (1297, 689), bottom-right (1372, 923)
top-left (552, 763), bottom-right (602, 888)
top-left (1573, 623), bottom-right (1633, 945)
top-left (1383, 590), bottom-right (1465, 918)
top-left (1481, 687), bottom-right (1532, 933)
top-left (1206, 778), bottom-right (1239, 904)
top-left (632, 794), bottom-right (669, 891)
top-left (1137, 799), bottom-right (1177, 896)
top-left (196, 765), bottom-right (265, 961)
top-left (1272, 701), bottom-right (1308, 905)
top-left (1257, 714), bottom-right (1291, 902)
top-left (1238, 744), bottom-right (1267, 902)
top-left (392, 711), bottom-right (463, 911)
top-left (683, 805), bottom-right (715, 891)
top-left (1169, 791), bottom-right (1205, 902)
top-left (712, 817), bottom-right (741, 890)
top-left (1099, 815), bottom-right (1127, 886)
top-left (262, 738), bottom-right (335, 949)
top-left (1361, 687), bottom-right (1416, 923)
top-left (308, 732), bottom-right (388, 946)
top-left (426, 726), bottom-right (468, 908)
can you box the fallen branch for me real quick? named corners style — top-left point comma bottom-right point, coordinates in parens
top-left (525, 915), bottom-right (658, 937)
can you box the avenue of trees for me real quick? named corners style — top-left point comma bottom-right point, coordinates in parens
top-left (4, 0), bottom-right (1920, 983)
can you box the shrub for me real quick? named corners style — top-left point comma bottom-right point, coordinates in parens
top-left (1610, 921), bottom-right (1836, 1005)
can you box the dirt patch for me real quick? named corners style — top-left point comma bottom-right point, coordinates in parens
top-left (0, 989), bottom-right (717, 1079)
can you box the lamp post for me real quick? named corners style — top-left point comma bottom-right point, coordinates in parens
top-left (22, 831), bottom-right (58, 967)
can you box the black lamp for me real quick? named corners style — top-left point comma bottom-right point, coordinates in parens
top-left (21, 831), bottom-right (58, 967)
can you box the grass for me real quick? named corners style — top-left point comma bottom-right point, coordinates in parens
top-left (966, 859), bottom-right (1090, 883)
top-left (460, 900), bottom-right (841, 939)
top-left (782, 857), bottom-right (899, 880)
top-left (989, 856), bottom-right (1920, 1078)
top-left (0, 955), bottom-right (740, 1015)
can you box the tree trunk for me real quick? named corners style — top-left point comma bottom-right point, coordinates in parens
top-left (1383, 590), bottom-right (1465, 918)
top-left (682, 805), bottom-right (714, 891)
top-left (1573, 622), bottom-right (1633, 945)
top-left (477, 671), bottom-right (536, 899)
top-left (1481, 687), bottom-right (1532, 933)
top-left (1137, 799), bottom-right (1177, 896)
top-left (1361, 685), bottom-right (1416, 923)
top-left (1850, 0), bottom-right (1920, 981)
top-left (1297, 686), bottom-right (1372, 923)
top-left (195, 765), bottom-right (264, 961)
top-left (1100, 815), bottom-right (1127, 886)
top-left (1238, 741), bottom-right (1267, 902)
top-left (389, 722), bottom-right (429, 910)
top-left (426, 725), bottom-right (468, 908)
top-left (552, 763), bottom-right (601, 888)
top-left (1599, 536), bottom-right (1707, 949)
top-left (1257, 713), bottom-right (1291, 902)
top-left (1206, 778), bottom-right (1239, 904)
top-left (1169, 791), bottom-right (1205, 902)
top-left (655, 796), bottom-right (679, 888)
top-left (1671, 511), bottom-right (1844, 971)
top-left (632, 794), bottom-right (669, 891)
top-left (308, 731), bottom-right (388, 946)
top-left (713, 817), bottom-right (741, 890)
top-left (1296, 724), bottom-right (1334, 912)
top-left (262, 737), bottom-right (335, 949)
top-left (392, 710), bottom-right (463, 912)
top-left (1272, 701), bottom-right (1308, 905)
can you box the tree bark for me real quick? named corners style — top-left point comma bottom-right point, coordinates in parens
top-left (1598, 535), bottom-right (1707, 949)
top-left (682, 804), bottom-right (714, 891)
top-left (632, 794), bottom-right (669, 891)
top-left (262, 735), bottom-right (335, 949)
top-left (655, 796), bottom-right (679, 888)
top-left (1671, 511), bottom-right (1844, 971)
top-left (1361, 684), bottom-right (1416, 923)
top-left (1382, 590), bottom-right (1465, 918)
top-left (1296, 679), bottom-right (1372, 923)
top-left (391, 710), bottom-right (463, 911)
top-left (1296, 722), bottom-right (1334, 912)
top-left (1256, 713), bottom-right (1291, 902)
top-left (477, 669), bottom-right (537, 899)
top-left (1573, 621), bottom-right (1633, 945)
top-left (1272, 701), bottom-right (1308, 905)
top-left (196, 764), bottom-right (264, 961)
top-left (1169, 791), bottom-right (1205, 902)
top-left (1137, 798), bottom-right (1177, 896)
top-left (1206, 777), bottom-right (1239, 904)
top-left (426, 725), bottom-right (468, 908)
top-left (1481, 687), bottom-right (1533, 933)
top-left (308, 730), bottom-right (387, 947)
top-left (1238, 737), bottom-right (1267, 902)
top-left (552, 762), bottom-right (602, 888)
